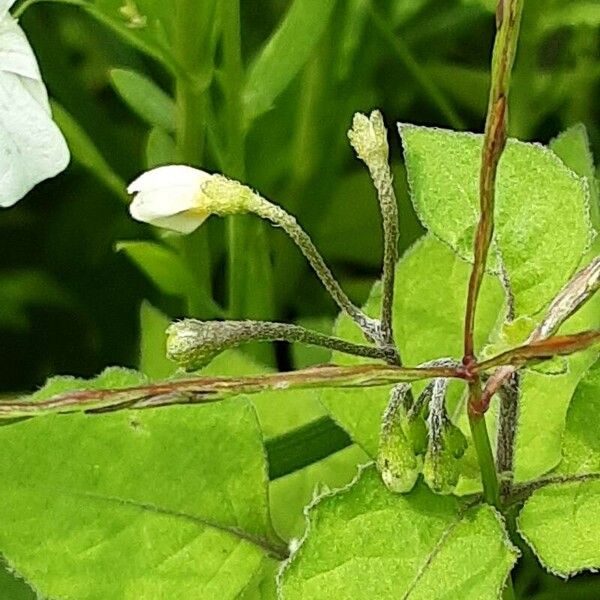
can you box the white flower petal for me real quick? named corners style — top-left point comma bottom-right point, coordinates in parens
top-left (0, 1), bottom-right (17, 20)
top-left (0, 71), bottom-right (70, 207)
top-left (127, 164), bottom-right (212, 194)
top-left (147, 212), bottom-right (208, 234)
top-left (0, 17), bottom-right (42, 80)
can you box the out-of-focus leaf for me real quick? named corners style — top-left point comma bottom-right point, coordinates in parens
top-left (138, 300), bottom-right (175, 379)
top-left (145, 126), bottom-right (178, 168)
top-left (422, 63), bottom-right (489, 116)
top-left (0, 270), bottom-right (73, 331)
top-left (243, 0), bottom-right (336, 124)
top-left (110, 68), bottom-right (175, 132)
top-left (280, 466), bottom-right (518, 599)
top-left (0, 369), bottom-right (282, 599)
top-left (50, 101), bottom-right (126, 199)
top-left (400, 124), bottom-right (592, 318)
top-left (540, 2), bottom-right (600, 30)
top-left (116, 240), bottom-right (195, 298)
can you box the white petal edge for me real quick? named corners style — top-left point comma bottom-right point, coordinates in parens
top-left (127, 165), bottom-right (212, 194)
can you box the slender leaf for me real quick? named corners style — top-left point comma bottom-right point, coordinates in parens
top-left (110, 68), bottom-right (175, 132)
top-left (243, 0), bottom-right (336, 123)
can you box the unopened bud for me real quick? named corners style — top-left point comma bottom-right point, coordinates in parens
top-left (347, 110), bottom-right (389, 171)
top-left (377, 384), bottom-right (420, 493)
top-left (422, 379), bottom-right (468, 495)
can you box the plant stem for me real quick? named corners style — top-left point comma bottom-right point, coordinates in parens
top-left (252, 201), bottom-right (381, 342)
top-left (463, 0), bottom-right (524, 359)
top-left (175, 0), bottom-right (215, 300)
top-left (468, 383), bottom-right (501, 508)
top-left (0, 363), bottom-right (465, 419)
top-left (221, 0), bottom-right (275, 329)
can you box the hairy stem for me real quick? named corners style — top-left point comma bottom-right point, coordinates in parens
top-left (0, 364), bottom-right (464, 419)
top-left (496, 372), bottom-right (520, 497)
top-left (253, 201), bottom-right (382, 342)
top-left (463, 0), bottom-right (524, 358)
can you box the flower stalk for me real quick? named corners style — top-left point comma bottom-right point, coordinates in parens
top-left (167, 318), bottom-right (394, 371)
top-left (348, 111), bottom-right (400, 360)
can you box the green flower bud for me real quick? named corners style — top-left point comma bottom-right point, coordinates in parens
top-left (377, 384), bottom-right (420, 494)
top-left (422, 378), bottom-right (468, 495)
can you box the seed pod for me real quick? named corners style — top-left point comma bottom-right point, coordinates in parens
top-left (377, 384), bottom-right (420, 493)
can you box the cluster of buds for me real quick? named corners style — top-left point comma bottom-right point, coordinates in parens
top-left (377, 364), bottom-right (467, 495)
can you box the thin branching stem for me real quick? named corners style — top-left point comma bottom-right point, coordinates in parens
top-left (463, 0), bottom-right (524, 360)
top-left (0, 364), bottom-right (465, 419)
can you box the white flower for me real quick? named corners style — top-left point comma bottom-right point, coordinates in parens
top-left (0, 0), bottom-right (70, 207)
top-left (128, 165), bottom-right (264, 234)
top-left (127, 165), bottom-right (214, 234)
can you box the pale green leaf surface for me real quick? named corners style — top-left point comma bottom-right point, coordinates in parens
top-left (399, 124), bottom-right (592, 317)
top-left (320, 235), bottom-right (504, 456)
top-left (110, 69), bottom-right (175, 132)
top-left (555, 358), bottom-right (600, 477)
top-left (518, 480), bottom-right (600, 578)
top-left (550, 123), bottom-right (599, 228)
top-left (270, 445), bottom-right (368, 540)
top-left (243, 0), bottom-right (336, 123)
top-left (515, 360), bottom-right (600, 576)
top-left (280, 466), bottom-right (517, 599)
top-left (0, 372), bottom-right (281, 599)
top-left (51, 101), bottom-right (126, 199)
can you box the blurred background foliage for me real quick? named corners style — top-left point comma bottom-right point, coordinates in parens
top-left (1, 0), bottom-right (599, 391)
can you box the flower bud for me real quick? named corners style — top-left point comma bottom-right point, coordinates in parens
top-left (347, 110), bottom-right (389, 171)
top-left (422, 379), bottom-right (468, 495)
top-left (128, 167), bottom-right (261, 234)
top-left (377, 384), bottom-right (420, 493)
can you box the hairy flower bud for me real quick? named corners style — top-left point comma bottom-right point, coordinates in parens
top-left (422, 379), bottom-right (468, 495)
top-left (377, 384), bottom-right (420, 493)
top-left (128, 167), bottom-right (263, 234)
top-left (347, 110), bottom-right (389, 170)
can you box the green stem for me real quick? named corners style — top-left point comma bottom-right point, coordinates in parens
top-left (175, 0), bottom-right (215, 301)
top-left (468, 383), bottom-right (500, 509)
top-left (221, 0), bottom-right (275, 346)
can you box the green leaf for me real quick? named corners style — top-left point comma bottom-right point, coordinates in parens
top-left (320, 234), bottom-right (505, 456)
top-left (280, 466), bottom-right (518, 599)
top-left (138, 300), bottom-right (176, 379)
top-left (50, 101), bottom-right (127, 200)
top-left (518, 480), bottom-right (600, 577)
top-left (146, 127), bottom-right (179, 168)
top-left (110, 68), bottom-right (176, 132)
top-left (515, 361), bottom-right (600, 577)
top-left (399, 124), bottom-right (593, 317)
top-left (243, 0), bottom-right (336, 124)
top-left (554, 358), bottom-right (600, 477)
top-left (116, 240), bottom-right (195, 298)
top-left (550, 123), bottom-right (599, 229)
top-left (0, 374), bottom-right (283, 599)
